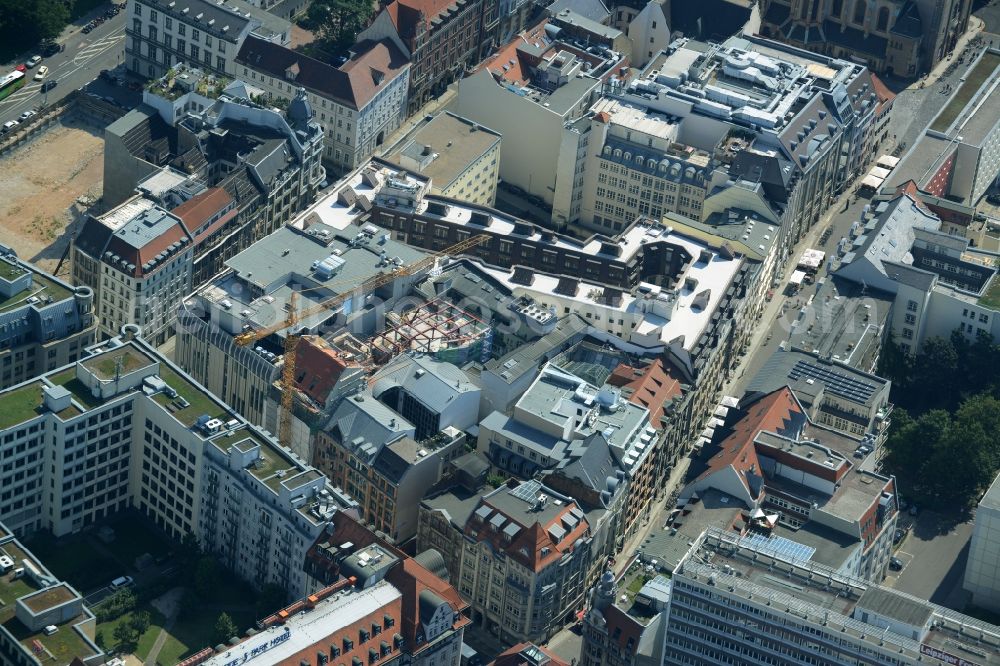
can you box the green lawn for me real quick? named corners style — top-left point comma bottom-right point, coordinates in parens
top-left (152, 366), bottom-right (227, 427)
top-left (97, 608), bottom-right (168, 660)
top-left (627, 574), bottom-right (652, 596)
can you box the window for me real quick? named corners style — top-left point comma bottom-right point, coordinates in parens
top-left (902, 328), bottom-right (913, 340)
top-left (149, 9), bottom-right (157, 22)
top-left (907, 300), bottom-right (918, 312)
top-left (134, 2), bottom-right (142, 15)
top-left (905, 314), bottom-right (916, 325)
top-left (165, 17), bottom-right (172, 29)
top-left (853, 0), bottom-right (866, 24)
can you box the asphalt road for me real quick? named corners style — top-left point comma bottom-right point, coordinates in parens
top-left (893, 511), bottom-right (975, 610)
top-left (0, 6), bottom-right (126, 125)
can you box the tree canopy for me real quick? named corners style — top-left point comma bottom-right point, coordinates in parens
top-left (305, 0), bottom-right (374, 48)
top-left (0, 0), bottom-right (69, 61)
top-left (880, 332), bottom-right (1000, 507)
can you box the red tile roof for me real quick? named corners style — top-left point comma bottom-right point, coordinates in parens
top-left (171, 187), bottom-right (237, 247)
top-left (694, 388), bottom-right (802, 497)
top-left (294, 336), bottom-right (351, 406)
top-left (386, 0), bottom-right (463, 35)
top-left (870, 73), bottom-right (896, 113)
top-left (385, 556), bottom-right (470, 655)
top-left (491, 643), bottom-right (571, 666)
top-left (607, 358), bottom-right (683, 428)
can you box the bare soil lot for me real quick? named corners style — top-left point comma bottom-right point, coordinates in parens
top-left (0, 120), bottom-right (104, 273)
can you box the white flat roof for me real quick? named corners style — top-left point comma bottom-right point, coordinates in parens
top-left (590, 97), bottom-right (681, 141)
top-left (98, 197), bottom-right (159, 231)
top-left (201, 583), bottom-right (402, 666)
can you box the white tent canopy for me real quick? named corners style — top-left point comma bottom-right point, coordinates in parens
top-left (790, 269), bottom-right (806, 285)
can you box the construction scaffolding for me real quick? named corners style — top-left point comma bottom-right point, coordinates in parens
top-left (369, 299), bottom-right (492, 365)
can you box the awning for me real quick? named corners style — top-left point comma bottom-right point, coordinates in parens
top-left (798, 248), bottom-right (825, 270)
top-left (860, 174), bottom-right (884, 189)
top-left (869, 166), bottom-right (891, 179)
top-left (789, 270), bottom-right (806, 285)
top-left (877, 155), bottom-right (900, 169)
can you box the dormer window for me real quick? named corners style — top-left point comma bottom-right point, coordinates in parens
top-left (285, 62), bottom-right (300, 81)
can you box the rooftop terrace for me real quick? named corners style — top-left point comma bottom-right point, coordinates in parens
top-left (0, 263), bottom-right (73, 315)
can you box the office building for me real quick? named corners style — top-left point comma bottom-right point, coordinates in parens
top-left (745, 349), bottom-right (893, 466)
top-left (195, 517), bottom-right (469, 666)
top-left (125, 0), bottom-right (290, 79)
top-left (419, 478), bottom-right (592, 644)
top-left (606, 35), bottom-right (885, 246)
top-left (0, 331), bottom-right (357, 599)
top-left (886, 50), bottom-right (1000, 210)
top-left (0, 247), bottom-right (97, 390)
top-left (679, 386), bottom-right (899, 581)
top-left (966, 471), bottom-right (1000, 615)
top-left (0, 523), bottom-right (104, 666)
top-left (480, 364), bottom-right (658, 544)
top-left (236, 36), bottom-right (410, 174)
top-left (303, 513), bottom-right (471, 666)
top-left (665, 526), bottom-right (1000, 665)
top-left (74, 200), bottom-right (194, 345)
top-left (174, 181), bottom-right (428, 425)
top-left (358, 0), bottom-right (496, 115)
top-left (385, 112), bottom-right (502, 207)
top-left (760, 0), bottom-right (972, 77)
top-left (452, 19), bottom-right (627, 226)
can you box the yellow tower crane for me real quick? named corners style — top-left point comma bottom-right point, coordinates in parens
top-left (233, 233), bottom-right (489, 448)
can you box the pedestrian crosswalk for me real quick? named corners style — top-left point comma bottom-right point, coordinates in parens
top-left (73, 31), bottom-right (125, 65)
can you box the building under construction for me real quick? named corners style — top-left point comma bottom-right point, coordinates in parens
top-left (369, 300), bottom-right (492, 365)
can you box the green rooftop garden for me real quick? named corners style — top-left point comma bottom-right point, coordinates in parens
top-left (931, 52), bottom-right (1000, 133)
top-left (0, 261), bottom-right (26, 281)
top-left (3, 615), bottom-right (99, 663)
top-left (152, 366), bottom-right (227, 427)
top-left (979, 273), bottom-right (1000, 310)
top-left (0, 270), bottom-right (73, 315)
top-left (82, 347), bottom-right (153, 380)
top-left (21, 584), bottom-right (76, 613)
top-left (0, 382), bottom-right (45, 430)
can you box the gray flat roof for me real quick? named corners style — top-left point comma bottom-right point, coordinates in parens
top-left (856, 587), bottom-right (934, 627)
top-left (386, 112), bottom-right (500, 191)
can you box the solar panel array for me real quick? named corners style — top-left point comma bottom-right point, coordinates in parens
top-left (740, 532), bottom-right (816, 563)
top-left (787, 359), bottom-right (878, 404)
top-left (509, 478), bottom-right (544, 503)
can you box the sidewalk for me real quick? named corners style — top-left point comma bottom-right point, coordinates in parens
top-left (920, 16), bottom-right (986, 87)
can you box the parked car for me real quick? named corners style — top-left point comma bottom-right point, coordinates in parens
top-left (110, 575), bottom-right (134, 589)
top-left (40, 41), bottom-right (62, 57)
top-left (33, 65), bottom-right (48, 81)
top-left (2, 120), bottom-right (19, 134)
top-left (41, 79), bottom-right (57, 92)
top-left (15, 64), bottom-right (26, 72)
top-left (893, 528), bottom-right (906, 544)
top-left (18, 110), bottom-right (37, 122)
top-left (26, 55), bottom-right (42, 68)
top-left (889, 557), bottom-right (904, 572)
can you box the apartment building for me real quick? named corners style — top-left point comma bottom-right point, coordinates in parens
top-left (760, 0), bottom-right (971, 77)
top-left (0, 247), bottom-right (97, 390)
top-left (385, 111), bottom-right (502, 207)
top-left (74, 200), bottom-right (194, 345)
top-left (303, 513), bottom-right (471, 666)
top-left (358, 0), bottom-right (495, 115)
top-left (679, 386), bottom-right (899, 581)
top-left (92, 69), bottom-right (325, 319)
top-left (453, 19), bottom-right (627, 226)
top-left (0, 331), bottom-right (357, 599)
top-left (0, 523), bottom-right (105, 666)
top-left (125, 0), bottom-right (290, 79)
top-left (666, 527), bottom-right (1000, 665)
top-left (235, 36), bottom-right (410, 174)
top-left (419, 479), bottom-right (592, 644)
top-left (174, 198), bottom-right (427, 425)
top-left (314, 390), bottom-right (467, 543)
top-left (480, 364), bottom-right (657, 544)
top-left (579, 571), bottom-right (668, 666)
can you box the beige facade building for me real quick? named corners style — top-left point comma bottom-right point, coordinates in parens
top-left (385, 112), bottom-right (502, 207)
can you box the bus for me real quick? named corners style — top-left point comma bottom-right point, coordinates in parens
top-left (0, 71), bottom-right (26, 102)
